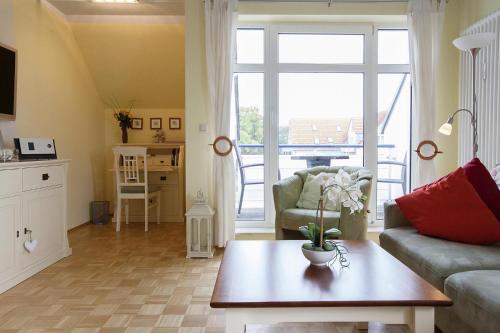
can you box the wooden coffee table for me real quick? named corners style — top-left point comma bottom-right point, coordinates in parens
top-left (211, 240), bottom-right (452, 333)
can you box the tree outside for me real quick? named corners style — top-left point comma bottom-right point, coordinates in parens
top-left (238, 106), bottom-right (289, 154)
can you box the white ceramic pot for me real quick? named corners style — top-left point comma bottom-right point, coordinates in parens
top-left (301, 247), bottom-right (335, 266)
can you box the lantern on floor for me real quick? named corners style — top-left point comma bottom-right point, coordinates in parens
top-left (186, 191), bottom-right (215, 258)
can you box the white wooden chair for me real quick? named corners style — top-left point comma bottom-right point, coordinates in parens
top-left (113, 147), bottom-right (161, 232)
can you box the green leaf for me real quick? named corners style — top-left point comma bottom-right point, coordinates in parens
top-left (323, 242), bottom-right (334, 251)
top-left (324, 228), bottom-right (342, 239)
top-left (298, 226), bottom-right (310, 239)
top-left (307, 223), bottom-right (316, 242)
top-left (302, 242), bottom-right (314, 251)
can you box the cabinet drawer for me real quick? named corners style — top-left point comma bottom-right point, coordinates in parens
top-left (149, 172), bottom-right (178, 185)
top-left (151, 155), bottom-right (171, 166)
top-left (22, 166), bottom-right (63, 191)
top-left (0, 169), bottom-right (22, 197)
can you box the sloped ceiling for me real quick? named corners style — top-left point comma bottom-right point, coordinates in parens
top-left (71, 22), bottom-right (185, 109)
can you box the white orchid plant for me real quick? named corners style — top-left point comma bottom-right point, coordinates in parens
top-left (324, 169), bottom-right (366, 214)
top-left (299, 169), bottom-right (367, 253)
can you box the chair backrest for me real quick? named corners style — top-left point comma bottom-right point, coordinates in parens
top-left (232, 140), bottom-right (246, 183)
top-left (294, 166), bottom-right (373, 184)
top-left (112, 146), bottom-right (148, 191)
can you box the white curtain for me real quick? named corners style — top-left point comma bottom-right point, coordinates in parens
top-left (205, 0), bottom-right (237, 247)
top-left (408, 0), bottom-right (446, 187)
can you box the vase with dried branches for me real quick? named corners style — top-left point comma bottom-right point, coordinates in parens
top-left (109, 97), bottom-right (134, 144)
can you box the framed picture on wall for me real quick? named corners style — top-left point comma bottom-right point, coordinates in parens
top-left (131, 118), bottom-right (143, 129)
top-left (150, 118), bottom-right (162, 130)
top-left (169, 118), bottom-right (181, 130)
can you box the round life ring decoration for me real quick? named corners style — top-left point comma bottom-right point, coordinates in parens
top-left (415, 140), bottom-right (443, 160)
top-left (211, 136), bottom-right (233, 156)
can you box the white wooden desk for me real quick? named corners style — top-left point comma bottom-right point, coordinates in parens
top-left (110, 143), bottom-right (185, 223)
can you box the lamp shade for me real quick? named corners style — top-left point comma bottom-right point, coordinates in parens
top-left (453, 32), bottom-right (495, 51)
top-left (438, 122), bottom-right (453, 136)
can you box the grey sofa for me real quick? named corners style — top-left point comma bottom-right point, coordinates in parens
top-left (380, 201), bottom-right (500, 333)
top-left (273, 166), bottom-right (372, 240)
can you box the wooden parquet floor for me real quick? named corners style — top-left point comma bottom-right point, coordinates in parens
top-left (0, 222), bottom-right (412, 333)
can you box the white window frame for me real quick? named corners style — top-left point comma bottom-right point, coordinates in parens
top-left (233, 22), bottom-right (410, 229)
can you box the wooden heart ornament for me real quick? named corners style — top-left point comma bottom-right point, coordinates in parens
top-left (24, 239), bottom-right (38, 253)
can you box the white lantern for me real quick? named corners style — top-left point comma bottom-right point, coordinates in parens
top-left (185, 191), bottom-right (215, 258)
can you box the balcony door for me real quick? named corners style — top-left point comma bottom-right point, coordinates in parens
top-left (232, 24), bottom-right (411, 228)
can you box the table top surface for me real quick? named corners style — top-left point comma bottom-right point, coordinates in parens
top-left (210, 240), bottom-right (452, 308)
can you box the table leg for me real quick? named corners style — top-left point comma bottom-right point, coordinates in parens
top-left (409, 307), bottom-right (434, 333)
top-left (225, 309), bottom-right (246, 333)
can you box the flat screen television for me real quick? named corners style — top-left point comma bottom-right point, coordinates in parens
top-left (0, 42), bottom-right (17, 120)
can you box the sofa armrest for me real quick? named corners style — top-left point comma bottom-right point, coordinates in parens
top-left (273, 175), bottom-right (303, 213)
top-left (384, 200), bottom-right (412, 229)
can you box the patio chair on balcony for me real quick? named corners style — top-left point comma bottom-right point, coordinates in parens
top-left (377, 154), bottom-right (407, 194)
top-left (233, 140), bottom-right (264, 215)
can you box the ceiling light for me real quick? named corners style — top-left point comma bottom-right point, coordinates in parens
top-left (92, 0), bottom-right (139, 4)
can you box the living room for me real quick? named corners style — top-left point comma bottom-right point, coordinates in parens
top-left (0, 0), bottom-right (499, 332)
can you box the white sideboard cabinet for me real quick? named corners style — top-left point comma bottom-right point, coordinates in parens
top-left (0, 160), bottom-right (71, 294)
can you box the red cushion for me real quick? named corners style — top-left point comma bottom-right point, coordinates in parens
top-left (463, 158), bottom-right (500, 221)
top-left (395, 168), bottom-right (500, 245)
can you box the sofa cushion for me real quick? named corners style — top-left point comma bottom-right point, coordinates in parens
top-left (380, 227), bottom-right (500, 290)
top-left (445, 271), bottom-right (500, 333)
top-left (296, 173), bottom-right (339, 211)
top-left (463, 158), bottom-right (500, 221)
top-left (395, 168), bottom-right (500, 245)
top-left (281, 208), bottom-right (340, 231)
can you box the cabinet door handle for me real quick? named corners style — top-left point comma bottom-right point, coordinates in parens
top-left (42, 173), bottom-right (50, 181)
top-left (16, 230), bottom-right (19, 238)
top-left (160, 176), bottom-right (167, 181)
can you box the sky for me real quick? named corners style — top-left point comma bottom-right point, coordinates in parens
top-left (234, 29), bottom-right (410, 127)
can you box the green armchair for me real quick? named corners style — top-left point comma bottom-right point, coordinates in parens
top-left (273, 166), bottom-right (373, 240)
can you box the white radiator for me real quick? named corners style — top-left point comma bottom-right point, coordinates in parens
top-left (458, 10), bottom-right (500, 170)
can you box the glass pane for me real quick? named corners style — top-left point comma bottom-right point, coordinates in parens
top-left (236, 29), bottom-right (264, 64)
top-left (377, 73), bottom-right (411, 220)
top-left (278, 73), bottom-right (364, 179)
top-left (279, 34), bottom-right (364, 64)
top-left (378, 30), bottom-right (409, 64)
top-left (231, 73), bottom-right (265, 221)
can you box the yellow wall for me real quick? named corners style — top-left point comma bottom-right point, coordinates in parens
top-left (103, 108), bottom-right (185, 202)
top-left (71, 22), bottom-right (185, 109)
top-left (459, 0), bottom-right (500, 30)
top-left (185, 0), bottom-right (212, 208)
top-left (0, 0), bottom-right (105, 228)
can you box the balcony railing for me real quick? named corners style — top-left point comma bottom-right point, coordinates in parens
top-left (238, 144), bottom-right (395, 149)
